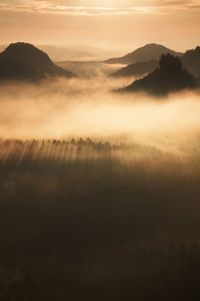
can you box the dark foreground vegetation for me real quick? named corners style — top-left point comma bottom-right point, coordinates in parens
top-left (1, 139), bottom-right (200, 300)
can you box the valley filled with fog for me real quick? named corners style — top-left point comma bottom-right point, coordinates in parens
top-left (1, 72), bottom-right (200, 157)
top-left (1, 0), bottom-right (200, 297)
top-left (1, 48), bottom-right (200, 301)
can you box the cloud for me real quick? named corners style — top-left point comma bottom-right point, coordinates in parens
top-left (0, 0), bottom-right (200, 16)
top-left (0, 1), bottom-right (153, 16)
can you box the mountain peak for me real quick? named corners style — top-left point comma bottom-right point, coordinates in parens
top-left (140, 43), bottom-right (168, 48)
top-left (6, 42), bottom-right (41, 51)
top-left (105, 43), bottom-right (181, 65)
top-left (0, 42), bottom-right (76, 81)
top-left (3, 42), bottom-right (52, 65)
top-left (119, 53), bottom-right (199, 96)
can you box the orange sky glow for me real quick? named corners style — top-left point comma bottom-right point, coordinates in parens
top-left (0, 0), bottom-right (200, 52)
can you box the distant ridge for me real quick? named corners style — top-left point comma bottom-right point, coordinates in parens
top-left (105, 43), bottom-right (182, 65)
top-left (110, 59), bottom-right (158, 78)
top-left (0, 42), bottom-right (76, 82)
top-left (109, 45), bottom-right (200, 79)
top-left (118, 54), bottom-right (199, 96)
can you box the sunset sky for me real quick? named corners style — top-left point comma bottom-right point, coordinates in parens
top-left (0, 0), bottom-right (200, 52)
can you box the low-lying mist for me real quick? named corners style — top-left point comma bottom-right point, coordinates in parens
top-left (1, 75), bottom-right (200, 157)
top-left (1, 74), bottom-right (200, 301)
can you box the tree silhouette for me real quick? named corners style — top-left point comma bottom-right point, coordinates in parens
top-left (159, 53), bottom-right (182, 76)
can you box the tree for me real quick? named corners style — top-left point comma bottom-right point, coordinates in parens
top-left (159, 53), bottom-right (182, 76)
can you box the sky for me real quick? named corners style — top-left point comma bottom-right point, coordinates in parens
top-left (0, 0), bottom-right (200, 53)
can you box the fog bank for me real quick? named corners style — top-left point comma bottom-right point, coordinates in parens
top-left (0, 77), bottom-right (200, 156)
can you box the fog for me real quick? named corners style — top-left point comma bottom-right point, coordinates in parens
top-left (2, 71), bottom-right (200, 301)
top-left (0, 76), bottom-right (200, 157)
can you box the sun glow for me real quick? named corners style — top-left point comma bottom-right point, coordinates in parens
top-left (74, 0), bottom-right (133, 8)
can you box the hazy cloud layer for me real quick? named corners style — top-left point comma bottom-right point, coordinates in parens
top-left (0, 0), bottom-right (200, 15)
top-left (0, 0), bottom-right (200, 52)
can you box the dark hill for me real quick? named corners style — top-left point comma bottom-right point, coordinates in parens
top-left (119, 54), bottom-right (199, 96)
top-left (181, 46), bottom-right (200, 77)
top-left (110, 59), bottom-right (158, 78)
top-left (105, 43), bottom-right (181, 65)
top-left (0, 42), bottom-right (76, 82)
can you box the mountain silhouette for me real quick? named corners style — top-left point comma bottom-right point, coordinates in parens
top-left (181, 46), bottom-right (200, 77)
top-left (105, 43), bottom-right (182, 65)
top-left (118, 54), bottom-right (199, 96)
top-left (110, 59), bottom-right (158, 78)
top-left (110, 45), bottom-right (200, 79)
top-left (0, 42), bottom-right (76, 82)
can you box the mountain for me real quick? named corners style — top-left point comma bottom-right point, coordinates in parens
top-left (57, 61), bottom-right (118, 79)
top-left (38, 45), bottom-right (97, 62)
top-left (110, 45), bottom-right (200, 79)
top-left (105, 43), bottom-right (182, 65)
top-left (181, 46), bottom-right (200, 77)
top-left (0, 42), bottom-right (76, 82)
top-left (0, 43), bottom-right (123, 62)
top-left (37, 44), bottom-right (124, 62)
top-left (118, 54), bottom-right (199, 96)
top-left (110, 59), bottom-right (158, 78)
